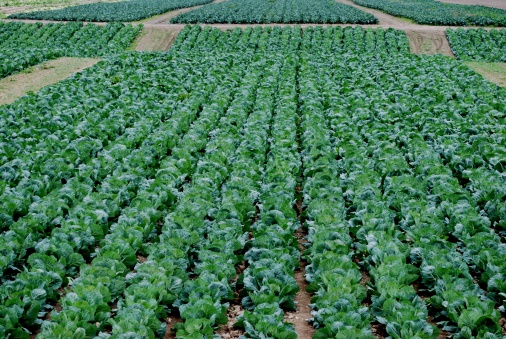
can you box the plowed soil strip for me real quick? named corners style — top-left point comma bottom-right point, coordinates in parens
top-left (284, 186), bottom-right (315, 337)
top-left (405, 30), bottom-right (454, 56)
top-left (285, 228), bottom-right (315, 338)
top-left (0, 57), bottom-right (100, 106)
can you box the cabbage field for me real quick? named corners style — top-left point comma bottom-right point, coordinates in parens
top-left (352, 0), bottom-right (506, 26)
top-left (170, 0), bottom-right (378, 24)
top-left (447, 28), bottom-right (506, 61)
top-left (8, 0), bottom-right (213, 22)
top-left (0, 22), bottom-right (141, 78)
top-left (1, 24), bottom-right (505, 339)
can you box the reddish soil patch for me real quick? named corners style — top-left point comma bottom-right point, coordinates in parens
top-left (164, 316), bottom-right (183, 339)
top-left (500, 314), bottom-right (506, 335)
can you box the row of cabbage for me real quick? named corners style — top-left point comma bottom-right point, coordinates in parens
top-left (9, 0), bottom-right (212, 22)
top-left (302, 41), bottom-right (506, 338)
top-left (0, 22), bottom-right (141, 78)
top-left (0, 25), bottom-right (247, 337)
top-left (171, 0), bottom-right (377, 24)
top-left (2, 24), bottom-right (506, 338)
top-left (0, 25), bottom-right (408, 339)
top-left (352, 0), bottom-right (506, 26)
top-left (447, 28), bottom-right (506, 62)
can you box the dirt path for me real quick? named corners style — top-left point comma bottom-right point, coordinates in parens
top-left (438, 0), bottom-right (506, 10)
top-left (131, 26), bottom-right (181, 51)
top-left (135, 0), bottom-right (229, 25)
top-left (0, 57), bottom-right (99, 106)
top-left (336, 0), bottom-right (416, 26)
top-left (465, 62), bottom-right (506, 87)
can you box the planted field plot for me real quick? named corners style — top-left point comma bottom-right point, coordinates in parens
top-left (1, 25), bottom-right (506, 339)
top-left (447, 28), bottom-right (506, 61)
top-left (9, 0), bottom-right (212, 22)
top-left (170, 0), bottom-right (377, 24)
top-left (352, 0), bottom-right (506, 26)
top-left (0, 22), bottom-right (140, 78)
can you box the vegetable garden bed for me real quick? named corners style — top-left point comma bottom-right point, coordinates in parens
top-left (0, 21), bottom-right (140, 78)
top-left (352, 0), bottom-right (506, 26)
top-left (8, 0), bottom-right (213, 22)
top-left (447, 28), bottom-right (506, 61)
top-left (170, 0), bottom-right (378, 24)
top-left (0, 25), bottom-right (505, 339)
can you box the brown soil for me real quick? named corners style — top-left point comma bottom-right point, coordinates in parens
top-left (371, 322), bottom-right (388, 338)
top-left (438, 0), bottom-right (506, 10)
top-left (132, 26), bottom-right (181, 52)
top-left (500, 315), bottom-right (506, 335)
top-left (216, 304), bottom-right (245, 338)
top-left (0, 57), bottom-right (100, 106)
top-left (285, 265), bottom-right (315, 338)
top-left (284, 218), bottom-right (316, 338)
top-left (406, 30), bottom-right (455, 56)
top-left (164, 316), bottom-right (183, 339)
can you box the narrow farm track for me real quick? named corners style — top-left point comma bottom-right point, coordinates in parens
top-left (131, 26), bottom-right (180, 51)
top-left (134, 0), bottom-right (229, 25)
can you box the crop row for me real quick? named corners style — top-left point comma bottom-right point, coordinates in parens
top-left (447, 28), bottom-right (506, 62)
top-left (2, 25), bottom-right (506, 338)
top-left (352, 0), bottom-right (506, 26)
top-left (9, 0), bottom-right (212, 22)
top-left (307, 41), bottom-right (505, 337)
top-left (0, 22), bottom-right (140, 78)
top-left (170, 0), bottom-right (377, 24)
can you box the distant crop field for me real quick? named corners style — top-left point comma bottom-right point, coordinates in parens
top-left (1, 25), bottom-right (505, 339)
top-left (9, 0), bottom-right (213, 21)
top-left (171, 0), bottom-right (378, 24)
top-left (447, 28), bottom-right (506, 61)
top-left (0, 22), bottom-right (140, 78)
top-left (352, 0), bottom-right (506, 26)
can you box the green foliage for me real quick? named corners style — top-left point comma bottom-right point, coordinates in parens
top-left (1, 25), bottom-right (506, 339)
top-left (0, 21), bottom-right (141, 78)
top-left (9, 0), bottom-right (213, 21)
top-left (447, 28), bottom-right (506, 61)
top-left (353, 0), bottom-right (506, 26)
top-left (171, 0), bottom-right (377, 24)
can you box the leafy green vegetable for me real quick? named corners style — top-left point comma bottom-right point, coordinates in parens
top-left (9, 0), bottom-right (213, 22)
top-left (171, 0), bottom-right (377, 24)
top-left (353, 0), bottom-right (506, 26)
